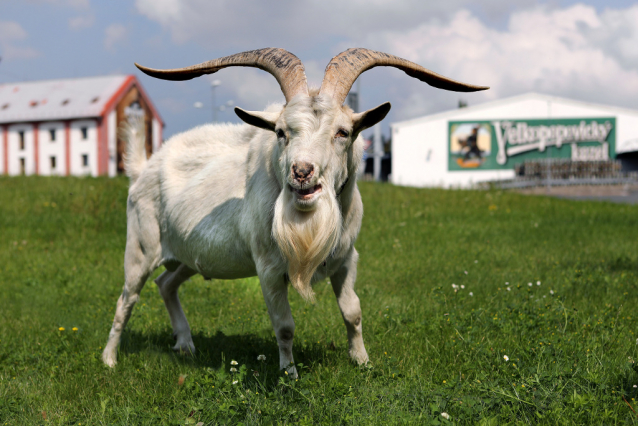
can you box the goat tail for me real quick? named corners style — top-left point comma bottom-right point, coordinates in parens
top-left (119, 115), bottom-right (147, 183)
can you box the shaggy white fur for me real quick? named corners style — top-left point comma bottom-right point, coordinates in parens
top-left (102, 93), bottom-right (388, 376)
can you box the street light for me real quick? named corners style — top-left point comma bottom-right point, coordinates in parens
top-left (193, 79), bottom-right (233, 123)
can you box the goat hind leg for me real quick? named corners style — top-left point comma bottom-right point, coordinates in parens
top-left (102, 251), bottom-right (153, 367)
top-left (155, 263), bottom-right (197, 354)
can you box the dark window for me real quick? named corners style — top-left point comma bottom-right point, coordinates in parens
top-left (82, 154), bottom-right (88, 167)
top-left (19, 158), bottom-right (25, 175)
top-left (19, 131), bottom-right (25, 150)
top-left (50, 156), bottom-right (56, 170)
top-left (50, 129), bottom-right (56, 141)
top-left (81, 127), bottom-right (88, 140)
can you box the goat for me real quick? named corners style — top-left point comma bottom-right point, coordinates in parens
top-left (102, 48), bottom-right (487, 376)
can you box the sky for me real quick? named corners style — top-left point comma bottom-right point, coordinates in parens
top-left (1, 0), bottom-right (638, 139)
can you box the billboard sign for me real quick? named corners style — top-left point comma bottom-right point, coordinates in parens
top-left (448, 118), bottom-right (616, 171)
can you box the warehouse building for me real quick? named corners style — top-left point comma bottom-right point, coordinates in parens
top-left (391, 93), bottom-right (638, 188)
top-left (0, 75), bottom-right (163, 177)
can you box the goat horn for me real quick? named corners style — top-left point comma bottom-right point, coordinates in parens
top-left (135, 48), bottom-right (309, 103)
top-left (320, 48), bottom-right (489, 105)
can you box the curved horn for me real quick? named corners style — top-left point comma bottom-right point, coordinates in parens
top-left (135, 48), bottom-right (309, 102)
top-left (320, 48), bottom-right (489, 105)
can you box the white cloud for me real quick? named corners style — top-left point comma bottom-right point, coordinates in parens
top-left (0, 21), bottom-right (39, 61)
top-left (353, 5), bottom-right (638, 120)
top-left (104, 23), bottom-right (128, 53)
top-left (69, 14), bottom-right (95, 30)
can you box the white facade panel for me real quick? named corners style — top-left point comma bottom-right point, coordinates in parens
top-left (0, 127), bottom-right (5, 174)
top-left (152, 118), bottom-right (161, 153)
top-left (38, 122), bottom-right (66, 176)
top-left (70, 120), bottom-right (98, 176)
top-left (107, 110), bottom-right (117, 177)
top-left (7, 124), bottom-right (35, 176)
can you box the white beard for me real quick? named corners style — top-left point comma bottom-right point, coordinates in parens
top-left (272, 186), bottom-right (342, 302)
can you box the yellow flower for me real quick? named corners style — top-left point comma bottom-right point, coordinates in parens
top-left (72, 327), bottom-right (78, 331)
top-left (58, 327), bottom-right (65, 331)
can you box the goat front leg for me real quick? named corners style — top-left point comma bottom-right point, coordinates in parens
top-left (155, 263), bottom-right (197, 354)
top-left (330, 248), bottom-right (369, 364)
top-left (259, 269), bottom-right (298, 378)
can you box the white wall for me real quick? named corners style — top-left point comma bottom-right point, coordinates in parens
top-left (391, 96), bottom-right (638, 188)
top-left (7, 124), bottom-right (35, 176)
top-left (152, 118), bottom-right (161, 153)
top-left (0, 127), bottom-right (5, 174)
top-left (70, 120), bottom-right (97, 176)
top-left (38, 122), bottom-right (66, 176)
top-left (107, 110), bottom-right (117, 177)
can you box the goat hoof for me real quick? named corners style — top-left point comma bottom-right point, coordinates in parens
top-left (172, 342), bottom-right (196, 355)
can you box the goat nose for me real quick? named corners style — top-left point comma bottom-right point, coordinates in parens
top-left (292, 162), bottom-right (314, 181)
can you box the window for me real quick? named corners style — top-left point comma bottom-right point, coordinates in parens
top-left (81, 127), bottom-right (88, 140)
top-left (50, 156), bottom-right (56, 170)
top-left (82, 154), bottom-right (88, 167)
top-left (50, 129), bottom-right (56, 142)
top-left (20, 158), bottom-right (25, 175)
top-left (19, 131), bottom-right (25, 150)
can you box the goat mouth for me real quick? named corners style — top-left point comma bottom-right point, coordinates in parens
top-left (290, 184), bottom-right (322, 200)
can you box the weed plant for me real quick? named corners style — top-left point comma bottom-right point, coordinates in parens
top-left (1, 176), bottom-right (638, 424)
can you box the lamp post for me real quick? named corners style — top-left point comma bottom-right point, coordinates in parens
top-left (194, 79), bottom-right (233, 123)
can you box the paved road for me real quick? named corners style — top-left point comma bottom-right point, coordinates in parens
top-left (517, 185), bottom-right (638, 204)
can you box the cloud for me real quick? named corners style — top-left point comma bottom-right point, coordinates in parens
top-left (69, 14), bottom-right (95, 30)
top-left (0, 21), bottom-right (39, 61)
top-left (351, 5), bottom-right (638, 120)
top-left (104, 23), bottom-right (128, 53)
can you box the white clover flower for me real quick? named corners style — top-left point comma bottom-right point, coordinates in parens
top-left (528, 282), bottom-right (532, 287)
top-left (469, 292), bottom-right (473, 296)
top-left (257, 354), bottom-right (266, 361)
top-left (464, 271), bottom-right (468, 275)
top-left (504, 355), bottom-right (509, 361)
top-left (230, 360), bottom-right (238, 365)
top-left (507, 287), bottom-right (511, 291)
top-left (474, 260), bottom-right (478, 263)
top-left (505, 282), bottom-right (509, 285)
top-left (634, 385), bottom-right (637, 388)
top-left (441, 412), bottom-right (451, 420)
top-left (452, 284), bottom-right (459, 289)
top-left (230, 367), bottom-right (237, 372)
top-left (537, 281), bottom-right (541, 286)
top-left (232, 380), bottom-right (238, 385)
top-left (550, 290), bottom-right (554, 295)
top-left (543, 295), bottom-right (546, 298)
top-left (460, 285), bottom-right (465, 289)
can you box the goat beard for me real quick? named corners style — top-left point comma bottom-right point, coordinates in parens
top-left (272, 186), bottom-right (342, 302)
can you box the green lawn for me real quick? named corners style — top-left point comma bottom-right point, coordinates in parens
top-left (1, 176), bottom-right (638, 425)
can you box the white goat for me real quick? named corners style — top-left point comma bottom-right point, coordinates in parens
top-left (102, 48), bottom-right (487, 376)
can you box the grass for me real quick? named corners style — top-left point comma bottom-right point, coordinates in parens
top-left (1, 176), bottom-right (638, 425)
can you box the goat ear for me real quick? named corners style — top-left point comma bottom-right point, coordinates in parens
top-left (352, 102), bottom-right (391, 135)
top-left (235, 107), bottom-right (278, 131)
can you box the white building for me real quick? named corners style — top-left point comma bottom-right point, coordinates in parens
top-left (391, 93), bottom-right (638, 188)
top-left (0, 75), bottom-right (163, 177)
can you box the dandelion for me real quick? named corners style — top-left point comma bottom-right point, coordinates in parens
top-left (285, 371), bottom-right (288, 375)
top-left (72, 327), bottom-right (78, 331)
top-left (504, 355), bottom-right (509, 361)
top-left (536, 281), bottom-right (541, 286)
top-left (230, 360), bottom-right (238, 365)
top-left (230, 367), bottom-right (237, 373)
top-left (232, 380), bottom-right (238, 385)
top-left (257, 354), bottom-right (266, 361)
top-left (58, 327), bottom-right (65, 331)
top-left (469, 292), bottom-right (473, 296)
top-left (441, 412), bottom-right (451, 420)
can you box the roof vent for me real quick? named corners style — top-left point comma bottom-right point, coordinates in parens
top-left (91, 96), bottom-right (99, 103)
top-left (61, 99), bottom-right (70, 106)
top-left (30, 100), bottom-right (39, 107)
top-left (1, 103), bottom-right (8, 110)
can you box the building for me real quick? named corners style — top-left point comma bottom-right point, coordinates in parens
top-left (0, 75), bottom-right (163, 177)
top-left (391, 93), bottom-right (638, 188)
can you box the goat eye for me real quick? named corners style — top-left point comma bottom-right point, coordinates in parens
top-left (276, 129), bottom-right (286, 140)
top-left (335, 129), bottom-right (349, 139)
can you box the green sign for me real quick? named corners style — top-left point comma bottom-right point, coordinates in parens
top-left (448, 118), bottom-right (616, 171)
